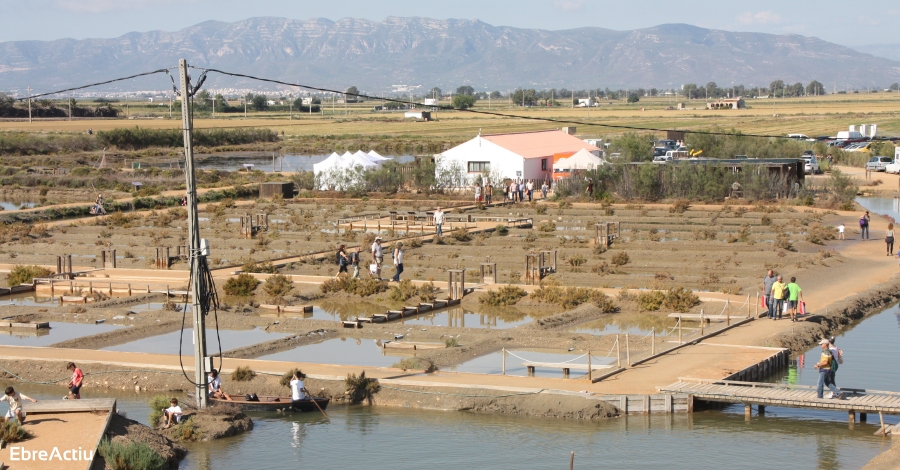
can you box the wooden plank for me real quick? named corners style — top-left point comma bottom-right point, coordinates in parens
top-left (520, 361), bottom-right (613, 371)
top-left (28, 398), bottom-right (116, 414)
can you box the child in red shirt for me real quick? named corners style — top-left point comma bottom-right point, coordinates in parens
top-left (66, 362), bottom-right (83, 399)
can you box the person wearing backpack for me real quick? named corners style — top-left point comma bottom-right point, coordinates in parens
top-left (828, 337), bottom-right (843, 389)
top-left (860, 211), bottom-right (870, 240)
top-left (814, 338), bottom-right (843, 399)
top-left (335, 245), bottom-right (349, 277)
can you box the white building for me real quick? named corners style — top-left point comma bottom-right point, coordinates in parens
top-left (435, 129), bottom-right (601, 185)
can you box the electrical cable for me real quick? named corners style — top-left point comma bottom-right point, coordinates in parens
top-left (189, 66), bottom-right (794, 139)
top-left (16, 68), bottom-right (175, 101)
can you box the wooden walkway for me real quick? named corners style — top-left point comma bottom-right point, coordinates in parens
top-left (660, 378), bottom-right (900, 425)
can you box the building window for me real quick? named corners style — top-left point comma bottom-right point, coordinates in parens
top-left (541, 158), bottom-right (547, 171)
top-left (467, 161), bottom-right (490, 173)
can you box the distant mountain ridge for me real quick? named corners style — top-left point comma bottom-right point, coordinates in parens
top-left (1, 16), bottom-right (898, 93)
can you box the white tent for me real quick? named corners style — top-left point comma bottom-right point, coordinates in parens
top-left (553, 148), bottom-right (605, 171)
top-left (312, 152), bottom-right (344, 174)
top-left (364, 150), bottom-right (391, 162)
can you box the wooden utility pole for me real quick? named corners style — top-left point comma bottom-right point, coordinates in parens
top-left (26, 86), bottom-right (32, 123)
top-left (179, 59), bottom-right (209, 410)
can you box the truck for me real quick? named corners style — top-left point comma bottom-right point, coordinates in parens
top-left (884, 148), bottom-right (900, 174)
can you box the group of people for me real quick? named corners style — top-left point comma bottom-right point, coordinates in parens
top-left (841, 211), bottom-right (897, 257)
top-left (1, 362), bottom-right (81, 425)
top-left (501, 180), bottom-right (549, 203)
top-left (335, 236), bottom-right (404, 282)
top-left (762, 270), bottom-right (804, 322)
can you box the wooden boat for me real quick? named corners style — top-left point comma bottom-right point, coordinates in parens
top-left (210, 395), bottom-right (330, 413)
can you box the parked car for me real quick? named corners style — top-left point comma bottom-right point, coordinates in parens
top-left (801, 155), bottom-right (820, 174)
top-left (866, 156), bottom-right (893, 172)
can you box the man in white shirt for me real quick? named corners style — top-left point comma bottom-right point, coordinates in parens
top-left (208, 369), bottom-right (232, 401)
top-left (162, 398), bottom-right (182, 429)
top-left (433, 207), bottom-right (445, 236)
top-left (290, 371), bottom-right (308, 403)
top-left (526, 180), bottom-right (534, 202)
top-left (371, 237), bottom-right (384, 279)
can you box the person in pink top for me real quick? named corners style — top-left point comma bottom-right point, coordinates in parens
top-left (66, 362), bottom-right (83, 399)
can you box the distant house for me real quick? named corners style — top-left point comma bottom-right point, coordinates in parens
top-left (404, 111), bottom-right (432, 121)
top-left (435, 129), bottom-right (601, 185)
top-left (706, 97), bottom-right (745, 110)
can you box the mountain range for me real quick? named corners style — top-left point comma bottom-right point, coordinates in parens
top-left (1, 17), bottom-right (899, 94)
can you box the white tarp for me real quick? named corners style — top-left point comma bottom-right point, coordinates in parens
top-left (553, 148), bottom-right (604, 171)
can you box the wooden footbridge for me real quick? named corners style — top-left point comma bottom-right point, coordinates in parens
top-left (660, 378), bottom-right (900, 427)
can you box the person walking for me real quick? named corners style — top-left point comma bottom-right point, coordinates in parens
top-left (433, 207), bottom-right (445, 236)
top-left (66, 362), bottom-right (83, 399)
top-left (814, 339), bottom-right (843, 399)
top-left (349, 246), bottom-right (361, 279)
top-left (518, 180), bottom-right (525, 202)
top-left (860, 211), bottom-right (870, 240)
top-left (585, 180), bottom-right (594, 198)
top-left (828, 337), bottom-right (843, 389)
top-left (786, 276), bottom-right (803, 322)
top-left (886, 223), bottom-right (895, 256)
top-left (391, 242), bottom-right (404, 282)
top-left (838, 223), bottom-right (845, 240)
top-left (485, 184), bottom-right (492, 204)
top-left (509, 181), bottom-right (517, 202)
top-left (335, 245), bottom-right (349, 277)
top-left (541, 181), bottom-right (549, 199)
top-left (762, 270), bottom-right (777, 319)
top-left (371, 237), bottom-right (384, 280)
top-left (771, 275), bottom-right (787, 320)
top-left (526, 180), bottom-right (534, 202)
top-left (474, 183), bottom-right (482, 203)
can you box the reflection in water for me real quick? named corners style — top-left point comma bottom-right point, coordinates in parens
top-left (568, 312), bottom-right (674, 336)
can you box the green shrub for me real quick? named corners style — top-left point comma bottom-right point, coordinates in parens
top-left (0, 418), bottom-right (31, 443)
top-left (494, 224), bottom-right (509, 236)
top-left (345, 371), bottom-right (380, 404)
top-left (392, 357), bottom-right (437, 372)
top-left (263, 273), bottom-right (293, 298)
top-left (775, 233), bottom-right (794, 251)
top-left (321, 276), bottom-right (389, 297)
top-left (637, 290), bottom-right (666, 311)
top-left (389, 279), bottom-right (419, 302)
top-left (242, 261), bottom-right (277, 274)
top-left (450, 227), bottom-right (471, 241)
top-left (444, 337), bottom-right (459, 347)
top-left (418, 281), bottom-right (438, 302)
top-left (761, 215), bottom-right (772, 225)
top-left (538, 221), bottom-right (557, 232)
top-left (6, 264), bottom-right (53, 286)
top-left (610, 252), bottom-right (630, 267)
top-left (567, 254), bottom-right (587, 266)
top-left (223, 273), bottom-right (259, 296)
top-left (806, 222), bottom-right (837, 245)
top-left (530, 282), bottom-right (617, 310)
top-left (97, 438), bottom-right (167, 470)
top-left (479, 285), bottom-right (527, 306)
top-left (669, 200), bottom-right (691, 213)
top-left (663, 287), bottom-right (700, 313)
top-left (147, 395), bottom-right (171, 427)
top-left (536, 206), bottom-right (547, 215)
top-left (231, 366), bottom-right (255, 381)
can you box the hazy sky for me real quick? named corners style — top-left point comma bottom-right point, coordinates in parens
top-left (2, 0), bottom-right (898, 46)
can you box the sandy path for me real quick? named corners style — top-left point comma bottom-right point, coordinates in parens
top-left (0, 411), bottom-right (108, 470)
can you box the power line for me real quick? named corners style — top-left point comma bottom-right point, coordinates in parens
top-left (13, 68), bottom-right (175, 101)
top-left (190, 66), bottom-right (789, 139)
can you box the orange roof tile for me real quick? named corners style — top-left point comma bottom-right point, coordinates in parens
top-left (481, 130), bottom-right (600, 159)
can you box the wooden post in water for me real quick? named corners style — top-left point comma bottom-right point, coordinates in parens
top-left (848, 411), bottom-right (855, 429)
top-left (880, 412), bottom-right (886, 436)
top-left (569, 451), bottom-right (574, 470)
top-left (625, 333), bottom-right (630, 367)
top-left (587, 349), bottom-right (592, 381)
top-left (616, 336), bottom-right (621, 368)
top-left (502, 347), bottom-right (506, 375)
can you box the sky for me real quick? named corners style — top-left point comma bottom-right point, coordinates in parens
top-left (1, 0), bottom-right (898, 46)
